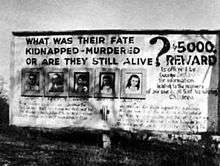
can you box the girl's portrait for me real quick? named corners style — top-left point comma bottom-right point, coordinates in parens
top-left (121, 69), bottom-right (146, 99)
top-left (125, 74), bottom-right (141, 94)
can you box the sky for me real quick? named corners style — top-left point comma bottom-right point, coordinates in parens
top-left (1, 0), bottom-right (220, 89)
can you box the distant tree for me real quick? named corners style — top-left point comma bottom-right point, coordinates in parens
top-left (0, 76), bottom-right (9, 124)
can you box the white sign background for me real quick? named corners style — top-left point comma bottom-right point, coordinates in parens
top-left (10, 31), bottom-right (219, 133)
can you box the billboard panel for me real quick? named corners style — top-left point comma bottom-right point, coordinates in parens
top-left (10, 31), bottom-right (219, 133)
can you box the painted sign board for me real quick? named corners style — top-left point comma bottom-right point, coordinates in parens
top-left (10, 30), bottom-right (219, 133)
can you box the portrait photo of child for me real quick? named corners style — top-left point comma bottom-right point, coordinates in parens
top-left (121, 69), bottom-right (146, 99)
top-left (125, 74), bottom-right (142, 94)
top-left (45, 68), bottom-right (68, 96)
top-left (69, 69), bottom-right (94, 97)
top-left (48, 72), bottom-right (64, 93)
top-left (94, 68), bottom-right (119, 98)
top-left (21, 68), bottom-right (44, 96)
top-left (99, 73), bottom-right (115, 96)
top-left (74, 73), bottom-right (89, 94)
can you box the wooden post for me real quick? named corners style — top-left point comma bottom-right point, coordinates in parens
top-left (102, 134), bottom-right (111, 148)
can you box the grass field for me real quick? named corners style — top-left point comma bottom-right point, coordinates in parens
top-left (0, 124), bottom-right (219, 166)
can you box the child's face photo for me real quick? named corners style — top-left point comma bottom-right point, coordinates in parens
top-left (69, 69), bottom-right (93, 97)
top-left (27, 73), bottom-right (38, 85)
top-left (49, 72), bottom-right (63, 84)
top-left (126, 74), bottom-right (141, 89)
top-left (48, 72), bottom-right (64, 93)
top-left (122, 71), bottom-right (145, 98)
top-left (102, 76), bottom-right (112, 86)
top-left (74, 73), bottom-right (89, 93)
top-left (26, 72), bottom-right (39, 86)
top-left (45, 69), bottom-right (68, 96)
top-left (94, 69), bottom-right (119, 98)
top-left (75, 73), bottom-right (89, 86)
top-left (21, 68), bottom-right (43, 96)
top-left (130, 77), bottom-right (139, 87)
top-left (99, 73), bottom-right (115, 95)
top-left (100, 74), bottom-right (114, 89)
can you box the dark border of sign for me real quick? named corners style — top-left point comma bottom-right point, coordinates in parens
top-left (12, 29), bottom-right (220, 36)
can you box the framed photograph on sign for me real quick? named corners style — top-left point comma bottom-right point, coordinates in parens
top-left (21, 68), bottom-right (44, 96)
top-left (69, 68), bottom-right (94, 97)
top-left (120, 69), bottom-right (146, 99)
top-left (45, 68), bottom-right (68, 97)
top-left (94, 68), bottom-right (119, 98)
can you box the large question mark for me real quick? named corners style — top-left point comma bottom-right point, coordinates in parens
top-left (149, 36), bottom-right (170, 67)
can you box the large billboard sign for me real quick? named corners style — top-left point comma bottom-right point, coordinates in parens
top-left (10, 30), bottom-right (219, 133)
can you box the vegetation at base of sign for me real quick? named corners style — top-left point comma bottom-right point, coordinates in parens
top-left (0, 123), bottom-right (219, 165)
top-left (0, 89), bottom-right (9, 125)
top-left (0, 93), bottom-right (219, 165)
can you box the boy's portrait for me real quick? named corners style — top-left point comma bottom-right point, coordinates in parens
top-left (21, 68), bottom-right (43, 96)
top-left (69, 69), bottom-right (94, 97)
top-left (45, 68), bottom-right (68, 96)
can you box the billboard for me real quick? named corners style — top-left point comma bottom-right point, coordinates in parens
top-left (10, 30), bottom-right (219, 133)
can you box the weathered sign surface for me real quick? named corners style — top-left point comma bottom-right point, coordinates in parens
top-left (10, 30), bottom-right (219, 133)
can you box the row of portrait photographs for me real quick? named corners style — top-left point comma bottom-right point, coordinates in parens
top-left (21, 68), bottom-right (147, 99)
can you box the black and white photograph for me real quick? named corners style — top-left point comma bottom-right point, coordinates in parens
top-left (21, 68), bottom-right (43, 96)
top-left (94, 69), bottom-right (119, 98)
top-left (48, 72), bottom-right (64, 92)
top-left (121, 69), bottom-right (146, 99)
top-left (100, 73), bottom-right (115, 95)
top-left (125, 74), bottom-right (142, 94)
top-left (74, 73), bottom-right (89, 93)
top-left (69, 69), bottom-right (94, 97)
top-left (45, 69), bottom-right (68, 96)
top-left (1, 0), bottom-right (220, 165)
